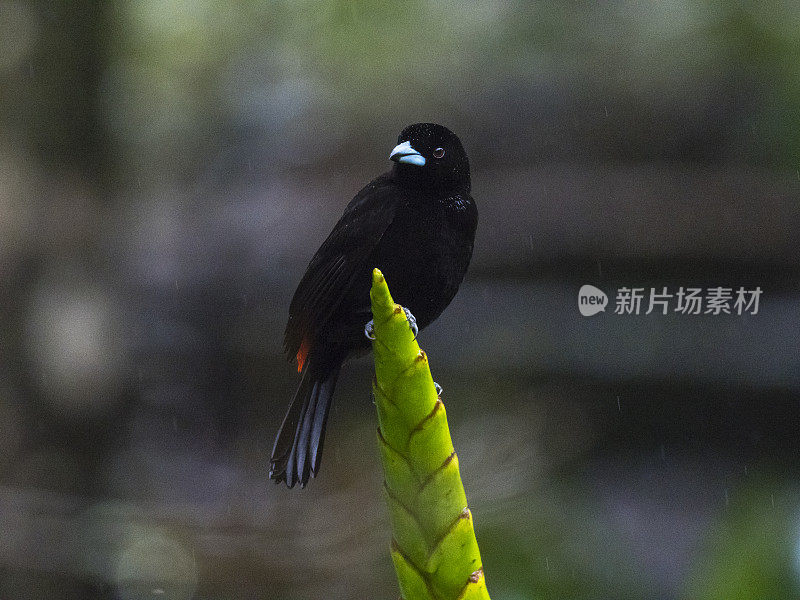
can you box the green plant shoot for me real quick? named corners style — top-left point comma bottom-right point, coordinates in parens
top-left (369, 268), bottom-right (490, 600)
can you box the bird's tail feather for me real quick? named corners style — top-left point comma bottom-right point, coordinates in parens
top-left (269, 361), bottom-right (340, 488)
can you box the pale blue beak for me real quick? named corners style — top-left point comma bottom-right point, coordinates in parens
top-left (390, 141), bottom-right (426, 166)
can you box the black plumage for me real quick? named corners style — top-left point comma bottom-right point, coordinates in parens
top-left (270, 123), bottom-right (478, 488)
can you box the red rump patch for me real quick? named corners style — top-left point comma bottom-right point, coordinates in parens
top-left (296, 338), bottom-right (310, 373)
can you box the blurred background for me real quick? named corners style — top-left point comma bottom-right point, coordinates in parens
top-left (1, 1), bottom-right (799, 599)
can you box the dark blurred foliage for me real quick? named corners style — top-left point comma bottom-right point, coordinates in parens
top-left (1, 1), bottom-right (799, 599)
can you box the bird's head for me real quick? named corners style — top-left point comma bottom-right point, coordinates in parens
top-left (390, 123), bottom-right (470, 193)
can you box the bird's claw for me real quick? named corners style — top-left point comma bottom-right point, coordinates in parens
top-left (365, 308), bottom-right (416, 340)
top-left (402, 307), bottom-right (418, 339)
top-left (434, 381), bottom-right (443, 397)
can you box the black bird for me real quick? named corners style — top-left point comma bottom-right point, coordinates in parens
top-left (270, 123), bottom-right (477, 488)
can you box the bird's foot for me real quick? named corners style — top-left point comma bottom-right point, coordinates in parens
top-left (434, 381), bottom-right (443, 397)
top-left (365, 308), bottom-right (417, 340)
top-left (402, 307), bottom-right (418, 339)
top-left (364, 319), bottom-right (375, 340)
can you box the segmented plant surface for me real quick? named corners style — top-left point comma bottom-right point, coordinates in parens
top-left (369, 268), bottom-right (490, 600)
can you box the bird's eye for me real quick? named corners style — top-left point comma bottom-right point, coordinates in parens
top-left (433, 147), bottom-right (445, 159)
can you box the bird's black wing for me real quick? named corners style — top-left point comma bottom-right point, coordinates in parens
top-left (283, 173), bottom-right (401, 362)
